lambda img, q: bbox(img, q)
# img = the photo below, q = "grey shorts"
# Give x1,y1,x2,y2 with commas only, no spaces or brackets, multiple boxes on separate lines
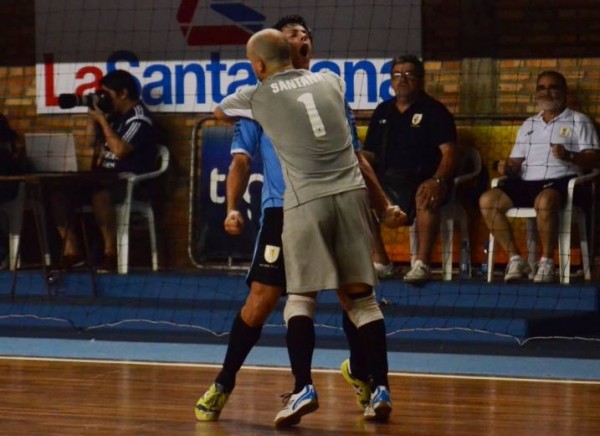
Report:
282,189,377,294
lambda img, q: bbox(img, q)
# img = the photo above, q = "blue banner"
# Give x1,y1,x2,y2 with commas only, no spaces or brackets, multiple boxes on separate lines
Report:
194,124,263,261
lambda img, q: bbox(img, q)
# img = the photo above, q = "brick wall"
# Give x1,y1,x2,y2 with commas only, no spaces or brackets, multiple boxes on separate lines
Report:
2,0,600,269
424,0,600,60
0,1,202,269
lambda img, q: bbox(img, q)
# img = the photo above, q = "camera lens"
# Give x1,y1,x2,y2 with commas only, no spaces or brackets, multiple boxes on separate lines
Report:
95,91,113,113
57,92,112,113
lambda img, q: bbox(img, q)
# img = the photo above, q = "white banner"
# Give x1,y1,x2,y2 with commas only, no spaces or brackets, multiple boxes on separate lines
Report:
35,0,421,113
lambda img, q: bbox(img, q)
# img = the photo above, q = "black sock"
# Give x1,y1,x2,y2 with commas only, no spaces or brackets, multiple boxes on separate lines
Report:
342,311,370,382
357,319,389,388
215,312,262,392
286,315,315,393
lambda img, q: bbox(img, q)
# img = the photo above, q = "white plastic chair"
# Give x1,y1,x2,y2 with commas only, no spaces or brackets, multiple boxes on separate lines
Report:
115,145,170,274
409,147,482,281
82,145,169,274
0,183,26,270
0,183,53,271
486,169,598,284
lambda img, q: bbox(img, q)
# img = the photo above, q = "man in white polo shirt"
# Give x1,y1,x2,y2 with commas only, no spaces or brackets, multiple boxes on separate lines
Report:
479,70,599,283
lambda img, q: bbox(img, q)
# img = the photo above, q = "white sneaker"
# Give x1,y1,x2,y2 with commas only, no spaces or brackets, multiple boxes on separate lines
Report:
504,257,532,283
274,384,319,427
364,385,392,421
374,262,398,279
533,258,555,283
403,260,431,284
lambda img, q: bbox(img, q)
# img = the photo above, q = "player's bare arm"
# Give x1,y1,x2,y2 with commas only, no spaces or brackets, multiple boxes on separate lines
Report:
214,107,228,120
224,153,252,235
355,150,407,228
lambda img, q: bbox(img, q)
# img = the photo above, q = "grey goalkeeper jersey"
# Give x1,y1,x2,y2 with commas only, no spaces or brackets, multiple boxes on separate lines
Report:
219,69,365,210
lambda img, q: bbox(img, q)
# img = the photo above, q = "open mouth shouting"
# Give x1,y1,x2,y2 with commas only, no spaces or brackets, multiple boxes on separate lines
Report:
299,43,310,58
293,42,311,69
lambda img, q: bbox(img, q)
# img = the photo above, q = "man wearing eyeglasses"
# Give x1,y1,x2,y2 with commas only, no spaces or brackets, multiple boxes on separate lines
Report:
479,70,599,283
364,55,457,283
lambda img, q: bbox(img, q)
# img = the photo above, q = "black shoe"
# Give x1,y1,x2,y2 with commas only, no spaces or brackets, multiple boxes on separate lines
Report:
61,254,85,270
97,254,117,274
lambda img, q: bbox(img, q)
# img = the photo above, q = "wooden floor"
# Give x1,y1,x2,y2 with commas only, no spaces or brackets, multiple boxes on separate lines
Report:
0,358,599,435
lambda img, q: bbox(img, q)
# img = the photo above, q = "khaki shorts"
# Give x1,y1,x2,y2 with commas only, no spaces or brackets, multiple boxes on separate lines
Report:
282,189,377,294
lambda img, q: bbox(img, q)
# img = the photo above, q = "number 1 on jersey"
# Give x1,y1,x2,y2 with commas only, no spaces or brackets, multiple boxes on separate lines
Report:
297,93,327,138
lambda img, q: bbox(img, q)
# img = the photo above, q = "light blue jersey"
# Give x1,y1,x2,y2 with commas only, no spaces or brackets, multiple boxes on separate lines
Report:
231,118,284,211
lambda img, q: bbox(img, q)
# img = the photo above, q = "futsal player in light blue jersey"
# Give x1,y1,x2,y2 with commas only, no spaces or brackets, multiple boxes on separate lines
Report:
195,16,379,425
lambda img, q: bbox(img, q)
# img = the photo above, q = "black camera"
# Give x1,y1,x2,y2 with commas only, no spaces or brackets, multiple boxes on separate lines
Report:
58,90,113,113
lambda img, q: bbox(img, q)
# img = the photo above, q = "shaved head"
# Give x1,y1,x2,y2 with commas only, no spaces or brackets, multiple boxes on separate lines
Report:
247,29,292,80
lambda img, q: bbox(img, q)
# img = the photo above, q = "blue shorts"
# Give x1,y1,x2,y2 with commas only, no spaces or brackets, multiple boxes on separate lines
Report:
246,207,286,290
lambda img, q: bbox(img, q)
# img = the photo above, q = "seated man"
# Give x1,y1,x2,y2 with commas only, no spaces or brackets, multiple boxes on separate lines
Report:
363,55,457,283
479,70,600,283
51,69,158,273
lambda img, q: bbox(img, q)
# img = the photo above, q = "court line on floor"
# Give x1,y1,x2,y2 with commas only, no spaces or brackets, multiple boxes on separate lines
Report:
0,337,599,381
1,354,599,385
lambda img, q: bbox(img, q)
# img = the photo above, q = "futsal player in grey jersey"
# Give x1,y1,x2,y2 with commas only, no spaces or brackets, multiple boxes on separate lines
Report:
216,29,399,426
227,70,366,211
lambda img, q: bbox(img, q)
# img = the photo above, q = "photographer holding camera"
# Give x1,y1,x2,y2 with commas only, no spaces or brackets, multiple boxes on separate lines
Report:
51,69,158,273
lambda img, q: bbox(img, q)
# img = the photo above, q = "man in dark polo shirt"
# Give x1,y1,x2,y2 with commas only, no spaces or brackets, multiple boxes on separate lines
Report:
364,55,457,283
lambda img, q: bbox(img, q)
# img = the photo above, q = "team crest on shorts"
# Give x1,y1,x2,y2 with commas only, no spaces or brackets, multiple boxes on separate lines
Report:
411,113,423,126
264,245,281,263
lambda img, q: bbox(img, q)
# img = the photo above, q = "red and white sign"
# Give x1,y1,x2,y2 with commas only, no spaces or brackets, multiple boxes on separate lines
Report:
35,0,422,113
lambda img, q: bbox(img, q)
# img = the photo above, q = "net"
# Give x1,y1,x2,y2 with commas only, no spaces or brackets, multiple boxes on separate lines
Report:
0,0,599,352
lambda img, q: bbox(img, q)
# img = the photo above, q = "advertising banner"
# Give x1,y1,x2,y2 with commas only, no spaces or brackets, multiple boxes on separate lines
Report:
195,124,263,261
35,0,422,113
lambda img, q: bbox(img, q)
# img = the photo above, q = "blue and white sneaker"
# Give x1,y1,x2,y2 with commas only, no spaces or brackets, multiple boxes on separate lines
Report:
364,385,392,421
274,384,319,427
